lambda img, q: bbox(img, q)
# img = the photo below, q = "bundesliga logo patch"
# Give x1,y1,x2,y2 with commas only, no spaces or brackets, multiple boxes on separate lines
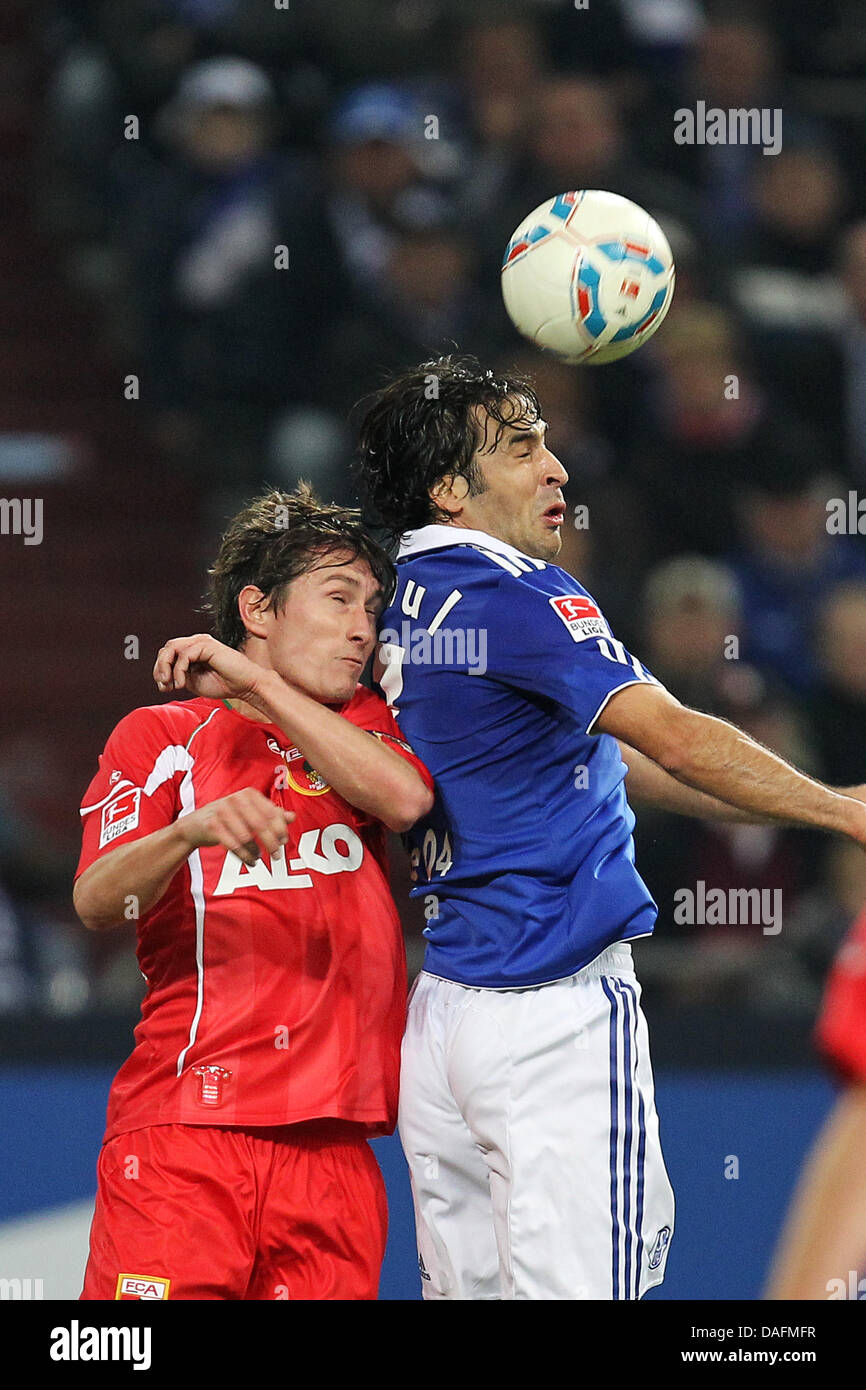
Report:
549,594,610,643
115,1273,171,1300
99,788,141,848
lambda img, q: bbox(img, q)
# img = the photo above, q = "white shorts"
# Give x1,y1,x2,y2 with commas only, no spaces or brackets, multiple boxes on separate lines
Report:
398,943,675,1300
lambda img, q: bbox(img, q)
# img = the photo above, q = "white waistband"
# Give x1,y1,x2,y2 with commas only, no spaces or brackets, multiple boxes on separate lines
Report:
423,942,635,994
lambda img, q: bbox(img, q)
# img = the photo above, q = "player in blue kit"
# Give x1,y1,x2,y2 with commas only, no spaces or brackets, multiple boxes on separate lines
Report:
356,355,866,1300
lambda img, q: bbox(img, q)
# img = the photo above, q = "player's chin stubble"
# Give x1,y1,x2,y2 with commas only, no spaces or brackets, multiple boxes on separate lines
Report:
530,525,562,562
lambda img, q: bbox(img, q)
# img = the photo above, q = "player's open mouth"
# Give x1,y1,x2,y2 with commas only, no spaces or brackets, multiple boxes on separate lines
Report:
542,505,566,528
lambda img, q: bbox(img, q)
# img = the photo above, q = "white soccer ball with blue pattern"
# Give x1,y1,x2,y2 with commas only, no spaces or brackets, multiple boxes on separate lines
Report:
501,190,675,364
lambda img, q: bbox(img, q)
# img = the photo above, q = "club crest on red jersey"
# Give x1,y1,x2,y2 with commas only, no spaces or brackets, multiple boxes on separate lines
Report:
287,761,330,796
264,734,330,794
192,1064,232,1105
115,1273,171,1300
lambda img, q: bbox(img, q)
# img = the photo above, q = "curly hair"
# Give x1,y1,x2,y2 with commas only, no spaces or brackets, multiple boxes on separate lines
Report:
354,354,541,541
203,482,396,650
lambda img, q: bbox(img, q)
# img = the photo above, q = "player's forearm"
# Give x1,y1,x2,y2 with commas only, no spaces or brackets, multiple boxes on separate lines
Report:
73,821,192,931
658,707,865,840
246,671,432,832
619,742,770,822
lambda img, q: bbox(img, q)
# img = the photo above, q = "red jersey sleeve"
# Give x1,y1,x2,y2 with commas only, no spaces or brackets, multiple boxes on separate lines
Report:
344,686,435,795
346,686,433,795
76,705,190,881
339,687,433,866
815,906,866,1083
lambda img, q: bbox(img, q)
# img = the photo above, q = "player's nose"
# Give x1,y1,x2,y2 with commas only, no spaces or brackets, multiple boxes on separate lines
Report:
347,605,375,644
543,446,568,489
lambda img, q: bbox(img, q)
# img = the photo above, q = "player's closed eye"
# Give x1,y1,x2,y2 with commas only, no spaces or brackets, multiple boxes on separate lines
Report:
330,592,379,624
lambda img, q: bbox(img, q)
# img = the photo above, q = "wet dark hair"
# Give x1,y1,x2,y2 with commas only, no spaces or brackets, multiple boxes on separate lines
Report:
354,353,541,541
203,482,396,650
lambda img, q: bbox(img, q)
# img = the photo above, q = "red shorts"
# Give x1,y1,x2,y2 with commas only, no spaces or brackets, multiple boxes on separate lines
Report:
80,1120,388,1301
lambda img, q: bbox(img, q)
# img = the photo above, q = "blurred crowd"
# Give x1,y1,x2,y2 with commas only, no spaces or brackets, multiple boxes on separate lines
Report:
8,0,866,1019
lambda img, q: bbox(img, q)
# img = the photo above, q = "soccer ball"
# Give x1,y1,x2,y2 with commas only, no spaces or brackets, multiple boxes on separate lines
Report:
501,190,675,365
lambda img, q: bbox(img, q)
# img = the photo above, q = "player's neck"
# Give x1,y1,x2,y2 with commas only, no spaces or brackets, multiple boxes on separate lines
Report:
222,696,272,723
223,689,348,723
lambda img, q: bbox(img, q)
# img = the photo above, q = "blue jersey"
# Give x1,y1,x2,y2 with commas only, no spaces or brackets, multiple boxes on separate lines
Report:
377,525,660,988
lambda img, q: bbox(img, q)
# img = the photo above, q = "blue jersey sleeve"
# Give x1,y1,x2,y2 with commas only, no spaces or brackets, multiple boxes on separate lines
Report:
482,571,661,733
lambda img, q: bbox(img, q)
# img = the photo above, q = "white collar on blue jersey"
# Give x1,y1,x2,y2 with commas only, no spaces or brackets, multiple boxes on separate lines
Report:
398,524,537,564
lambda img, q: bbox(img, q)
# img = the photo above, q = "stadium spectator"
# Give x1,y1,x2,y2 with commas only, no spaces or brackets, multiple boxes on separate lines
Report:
37,0,201,272
744,146,847,279
633,660,820,1009
728,450,866,694
295,0,454,87
809,582,866,787
322,83,441,299
633,558,818,981
837,220,866,480
325,219,504,412
728,144,849,457
538,0,642,93
450,10,545,231
121,56,333,477
771,0,866,82
776,838,866,1017
0,750,88,1015
0,859,40,1014
627,300,767,560
649,14,785,247
641,554,743,708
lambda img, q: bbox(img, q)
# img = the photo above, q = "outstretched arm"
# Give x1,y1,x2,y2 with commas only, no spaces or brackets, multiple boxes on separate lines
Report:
596,684,866,844
619,741,772,822
621,736,866,827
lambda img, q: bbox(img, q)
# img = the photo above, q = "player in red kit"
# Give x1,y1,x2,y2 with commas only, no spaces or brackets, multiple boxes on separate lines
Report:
74,485,434,1300
766,903,866,1299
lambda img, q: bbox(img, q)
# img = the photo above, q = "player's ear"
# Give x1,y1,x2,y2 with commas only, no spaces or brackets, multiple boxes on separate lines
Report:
237,585,270,640
430,474,469,516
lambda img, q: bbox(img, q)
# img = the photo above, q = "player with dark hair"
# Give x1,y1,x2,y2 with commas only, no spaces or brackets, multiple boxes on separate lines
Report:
74,484,434,1301
357,353,866,1301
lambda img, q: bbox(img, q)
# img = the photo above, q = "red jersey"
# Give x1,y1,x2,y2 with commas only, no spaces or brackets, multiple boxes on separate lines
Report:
76,689,433,1142
815,905,866,1083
